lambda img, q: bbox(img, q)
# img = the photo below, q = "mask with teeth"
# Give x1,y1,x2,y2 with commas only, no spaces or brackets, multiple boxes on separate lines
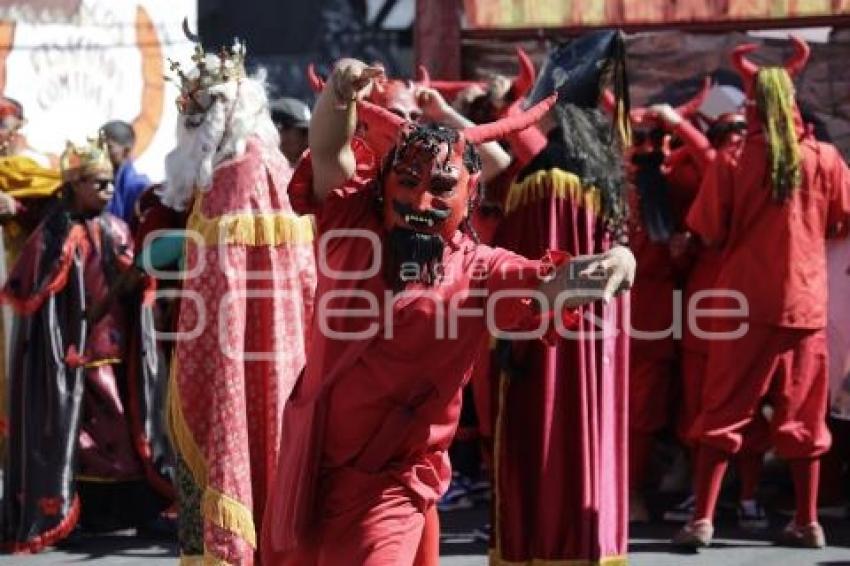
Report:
352,94,558,287
382,123,477,242
380,124,478,288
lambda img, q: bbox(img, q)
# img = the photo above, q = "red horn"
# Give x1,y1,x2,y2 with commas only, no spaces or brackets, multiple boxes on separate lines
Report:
511,47,536,99
416,65,431,87
785,35,810,77
463,93,556,145
307,64,325,93
675,76,712,118
355,98,408,156
730,43,760,92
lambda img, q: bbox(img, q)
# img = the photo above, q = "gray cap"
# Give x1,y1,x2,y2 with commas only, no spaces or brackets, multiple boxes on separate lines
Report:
270,97,311,129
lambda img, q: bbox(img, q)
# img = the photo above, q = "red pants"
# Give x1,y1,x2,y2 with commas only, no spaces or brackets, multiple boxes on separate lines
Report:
267,475,439,566
692,324,831,458
629,353,677,435
678,348,706,445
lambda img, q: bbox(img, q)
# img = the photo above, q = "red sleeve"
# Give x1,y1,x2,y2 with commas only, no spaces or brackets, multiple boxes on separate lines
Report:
673,120,714,171
686,154,734,247
288,137,379,218
485,248,580,341
825,144,850,234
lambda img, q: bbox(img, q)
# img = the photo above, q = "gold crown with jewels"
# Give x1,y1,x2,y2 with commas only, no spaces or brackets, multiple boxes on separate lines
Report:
168,40,247,116
59,135,112,183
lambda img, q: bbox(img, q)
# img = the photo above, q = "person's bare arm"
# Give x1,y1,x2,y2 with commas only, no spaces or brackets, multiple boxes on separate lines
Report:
309,58,384,202
417,87,512,185
537,245,636,309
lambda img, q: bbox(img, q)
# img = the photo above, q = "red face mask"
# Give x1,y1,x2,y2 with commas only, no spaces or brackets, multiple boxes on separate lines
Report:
382,132,476,241
369,79,422,122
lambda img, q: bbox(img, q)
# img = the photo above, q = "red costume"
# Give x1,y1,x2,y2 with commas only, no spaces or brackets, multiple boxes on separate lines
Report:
490,30,631,565
676,37,850,547
260,85,589,566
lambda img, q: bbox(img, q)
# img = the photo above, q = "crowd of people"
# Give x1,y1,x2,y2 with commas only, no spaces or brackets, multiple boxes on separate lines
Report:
0,26,847,566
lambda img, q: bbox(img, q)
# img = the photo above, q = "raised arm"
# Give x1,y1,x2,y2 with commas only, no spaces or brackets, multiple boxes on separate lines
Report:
649,103,714,169
309,58,384,202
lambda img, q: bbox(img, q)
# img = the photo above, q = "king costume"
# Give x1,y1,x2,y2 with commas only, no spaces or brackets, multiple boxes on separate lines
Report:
162,39,316,564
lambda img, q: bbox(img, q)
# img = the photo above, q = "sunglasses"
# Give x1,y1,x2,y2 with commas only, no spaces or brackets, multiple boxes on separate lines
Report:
81,177,113,192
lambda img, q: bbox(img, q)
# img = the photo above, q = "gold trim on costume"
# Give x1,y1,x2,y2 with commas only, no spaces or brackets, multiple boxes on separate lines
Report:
201,487,257,548
504,169,601,216
167,363,208,487
84,358,121,369
75,475,145,483
187,194,314,247
167,360,258,557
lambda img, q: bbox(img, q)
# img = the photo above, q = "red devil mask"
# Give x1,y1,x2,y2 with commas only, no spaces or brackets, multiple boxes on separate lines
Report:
368,77,422,122
355,94,557,241
382,125,477,240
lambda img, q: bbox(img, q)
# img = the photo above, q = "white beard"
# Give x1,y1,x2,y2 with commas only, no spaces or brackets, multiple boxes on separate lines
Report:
160,98,227,211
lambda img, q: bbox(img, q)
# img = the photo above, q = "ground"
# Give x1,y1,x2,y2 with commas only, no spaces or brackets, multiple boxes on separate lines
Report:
2,504,848,565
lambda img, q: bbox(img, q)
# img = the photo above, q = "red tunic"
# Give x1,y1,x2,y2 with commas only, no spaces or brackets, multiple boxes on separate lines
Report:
686,126,850,456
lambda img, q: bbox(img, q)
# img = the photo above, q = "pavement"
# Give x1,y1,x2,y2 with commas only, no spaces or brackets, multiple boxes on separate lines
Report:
1,504,848,565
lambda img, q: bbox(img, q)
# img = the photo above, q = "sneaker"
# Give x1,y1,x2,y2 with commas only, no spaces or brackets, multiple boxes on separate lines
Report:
737,499,769,530
468,478,492,504
663,494,695,523
472,523,491,543
672,518,714,550
776,521,826,548
437,473,474,512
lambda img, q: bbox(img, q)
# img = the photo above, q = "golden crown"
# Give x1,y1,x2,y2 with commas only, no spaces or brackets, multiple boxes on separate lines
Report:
168,40,247,115
59,135,112,183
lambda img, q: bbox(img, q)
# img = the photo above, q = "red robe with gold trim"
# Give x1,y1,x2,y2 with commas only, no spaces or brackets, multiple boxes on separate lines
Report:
490,139,629,565
168,138,315,564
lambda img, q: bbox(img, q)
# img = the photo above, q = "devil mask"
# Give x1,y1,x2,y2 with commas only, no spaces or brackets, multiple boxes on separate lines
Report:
383,124,478,239
380,124,480,288
353,92,558,288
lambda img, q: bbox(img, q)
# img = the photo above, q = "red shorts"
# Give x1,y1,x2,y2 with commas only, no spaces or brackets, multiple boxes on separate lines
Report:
692,323,831,459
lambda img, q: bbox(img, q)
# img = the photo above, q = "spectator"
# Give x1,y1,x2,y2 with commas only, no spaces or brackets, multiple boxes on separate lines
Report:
100,120,151,224
270,96,310,166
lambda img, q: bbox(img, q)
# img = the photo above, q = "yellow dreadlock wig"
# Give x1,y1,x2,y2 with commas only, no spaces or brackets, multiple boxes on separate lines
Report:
754,67,802,201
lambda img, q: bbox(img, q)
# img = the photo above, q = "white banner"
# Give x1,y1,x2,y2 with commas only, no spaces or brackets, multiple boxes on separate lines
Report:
0,0,197,181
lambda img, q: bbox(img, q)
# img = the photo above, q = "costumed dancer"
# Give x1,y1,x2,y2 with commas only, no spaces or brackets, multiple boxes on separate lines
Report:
260,57,635,566
619,83,709,523
162,36,316,564
649,101,770,527
0,96,63,447
489,30,631,565
673,36,850,549
0,136,174,551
